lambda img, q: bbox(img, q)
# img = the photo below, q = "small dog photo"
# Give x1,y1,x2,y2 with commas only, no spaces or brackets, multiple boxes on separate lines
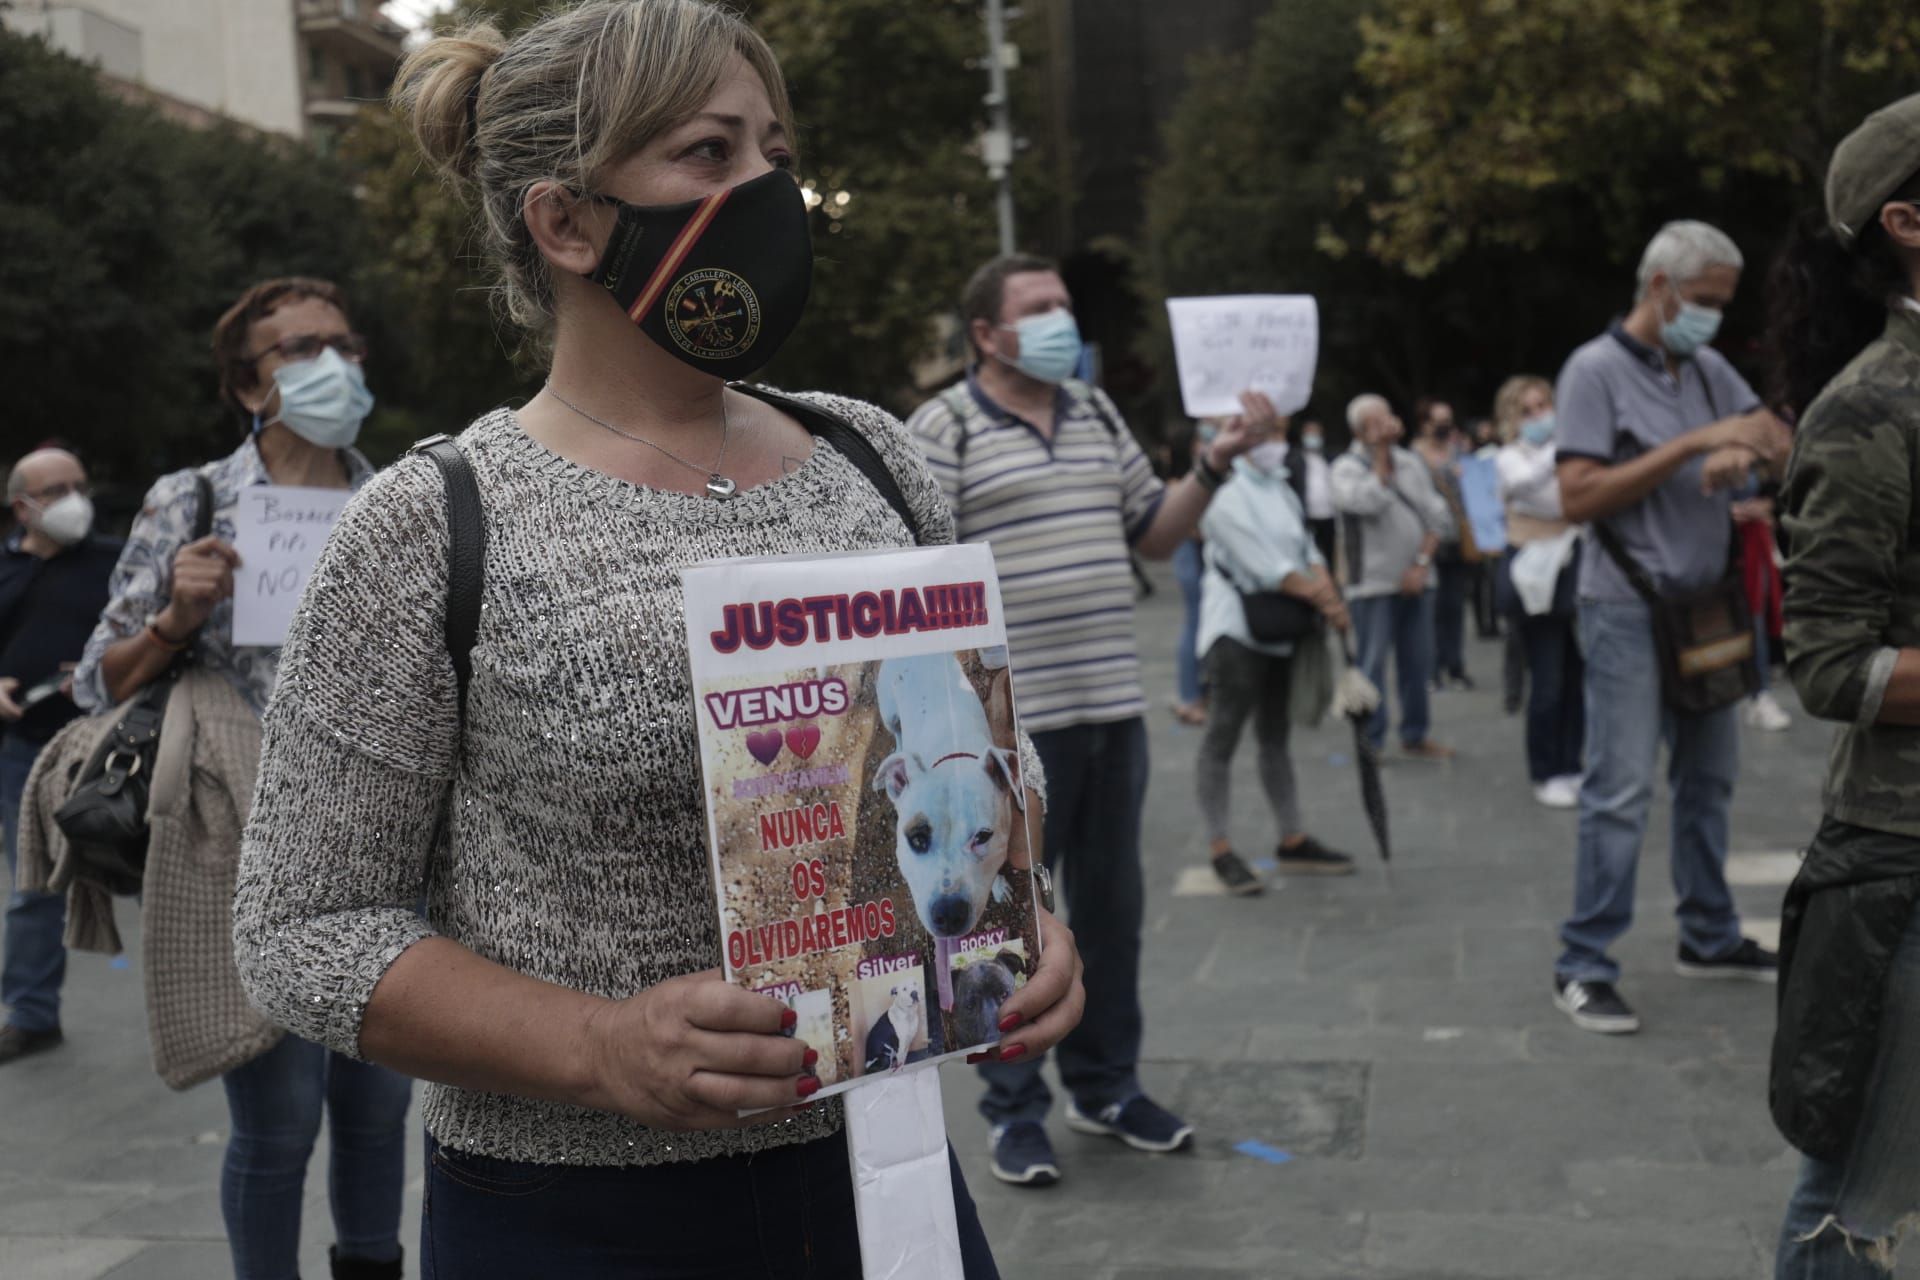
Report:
851,965,932,1076
949,942,1029,1051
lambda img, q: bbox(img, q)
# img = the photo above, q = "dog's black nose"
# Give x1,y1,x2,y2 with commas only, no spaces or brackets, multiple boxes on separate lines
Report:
929,894,972,937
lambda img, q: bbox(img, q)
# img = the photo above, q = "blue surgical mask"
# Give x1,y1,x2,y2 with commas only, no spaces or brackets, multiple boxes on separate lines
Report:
1302,432,1324,452
1660,300,1722,358
258,347,373,448
1520,413,1556,447
996,309,1083,384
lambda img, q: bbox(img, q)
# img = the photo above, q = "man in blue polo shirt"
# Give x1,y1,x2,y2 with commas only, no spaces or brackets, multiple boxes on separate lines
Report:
1,448,122,1063
1550,222,1793,1035
907,253,1280,1187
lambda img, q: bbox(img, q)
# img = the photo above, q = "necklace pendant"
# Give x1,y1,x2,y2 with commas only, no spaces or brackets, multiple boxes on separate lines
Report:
705,473,739,501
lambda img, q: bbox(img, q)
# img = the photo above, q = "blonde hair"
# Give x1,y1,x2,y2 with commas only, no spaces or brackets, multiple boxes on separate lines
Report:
1492,375,1552,443
394,1,794,346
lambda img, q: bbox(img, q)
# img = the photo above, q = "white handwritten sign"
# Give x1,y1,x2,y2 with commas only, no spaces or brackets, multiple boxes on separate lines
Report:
230,486,352,648
1166,294,1319,419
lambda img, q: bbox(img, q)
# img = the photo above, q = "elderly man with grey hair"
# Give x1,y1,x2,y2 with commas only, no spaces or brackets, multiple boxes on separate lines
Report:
1330,393,1454,759
1548,220,1795,1035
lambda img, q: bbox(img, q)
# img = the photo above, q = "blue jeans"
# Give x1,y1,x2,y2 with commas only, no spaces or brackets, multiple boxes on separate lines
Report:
979,717,1146,1127
1173,539,1204,705
1556,599,1743,984
2,733,66,1033
1350,593,1435,751
1519,611,1584,783
1777,896,1920,1277
221,1033,413,1280
423,1130,998,1278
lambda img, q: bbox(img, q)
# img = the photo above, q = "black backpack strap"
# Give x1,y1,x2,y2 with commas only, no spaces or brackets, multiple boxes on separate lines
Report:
408,435,485,711
190,472,214,541
732,386,927,546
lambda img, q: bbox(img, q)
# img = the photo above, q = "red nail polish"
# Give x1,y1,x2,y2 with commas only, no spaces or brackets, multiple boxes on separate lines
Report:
803,1048,819,1068
998,1012,1023,1034
797,1075,821,1098
999,1043,1027,1062
781,1007,798,1031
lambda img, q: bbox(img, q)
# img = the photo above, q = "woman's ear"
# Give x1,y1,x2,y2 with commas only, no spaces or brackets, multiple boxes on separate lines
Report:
523,181,612,277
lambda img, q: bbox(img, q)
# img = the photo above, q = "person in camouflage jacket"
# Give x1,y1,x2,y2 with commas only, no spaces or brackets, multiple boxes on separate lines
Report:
1770,92,1920,1276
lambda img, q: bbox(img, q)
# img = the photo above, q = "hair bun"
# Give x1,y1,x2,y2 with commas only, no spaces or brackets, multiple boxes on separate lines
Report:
394,23,506,184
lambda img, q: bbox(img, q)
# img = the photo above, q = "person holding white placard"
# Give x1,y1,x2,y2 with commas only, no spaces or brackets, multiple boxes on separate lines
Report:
230,6,1086,1278
71,277,399,1280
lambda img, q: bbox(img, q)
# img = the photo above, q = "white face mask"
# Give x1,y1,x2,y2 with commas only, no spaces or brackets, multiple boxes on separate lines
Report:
259,347,374,448
1247,441,1291,473
32,492,94,546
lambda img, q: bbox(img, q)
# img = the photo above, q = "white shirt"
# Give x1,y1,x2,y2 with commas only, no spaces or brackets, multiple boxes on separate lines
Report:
1197,457,1324,658
1301,449,1335,520
1496,439,1563,522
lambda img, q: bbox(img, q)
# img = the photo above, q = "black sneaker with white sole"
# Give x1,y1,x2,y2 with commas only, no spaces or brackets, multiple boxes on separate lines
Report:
1065,1096,1193,1153
989,1121,1061,1186
1275,837,1356,877
1211,850,1264,896
1553,977,1641,1034
1676,937,1779,983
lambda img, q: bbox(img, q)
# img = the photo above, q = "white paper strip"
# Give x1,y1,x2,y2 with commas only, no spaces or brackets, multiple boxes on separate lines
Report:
844,1066,964,1280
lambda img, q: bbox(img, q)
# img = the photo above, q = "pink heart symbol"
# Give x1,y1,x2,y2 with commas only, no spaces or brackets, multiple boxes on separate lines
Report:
745,729,784,766
786,725,822,760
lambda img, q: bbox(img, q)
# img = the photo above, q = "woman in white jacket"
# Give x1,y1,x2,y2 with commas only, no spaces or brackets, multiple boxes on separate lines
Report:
1192,438,1354,895
1494,375,1585,808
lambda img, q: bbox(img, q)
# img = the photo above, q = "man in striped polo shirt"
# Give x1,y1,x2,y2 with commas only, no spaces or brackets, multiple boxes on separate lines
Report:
908,254,1271,1187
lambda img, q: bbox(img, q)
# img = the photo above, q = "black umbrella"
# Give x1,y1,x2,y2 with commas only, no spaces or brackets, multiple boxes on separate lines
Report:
1336,631,1393,873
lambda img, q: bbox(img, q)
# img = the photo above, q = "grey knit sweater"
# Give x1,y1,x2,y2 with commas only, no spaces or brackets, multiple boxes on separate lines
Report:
235,394,991,1167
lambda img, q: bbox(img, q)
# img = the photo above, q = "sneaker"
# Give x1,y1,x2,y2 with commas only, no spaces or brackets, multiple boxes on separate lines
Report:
1553,978,1641,1034
1676,938,1779,983
1065,1096,1194,1153
1450,673,1477,691
1402,739,1455,761
1275,836,1356,876
988,1122,1061,1186
0,1024,63,1065
1210,850,1265,896
1745,691,1793,732
1533,777,1578,810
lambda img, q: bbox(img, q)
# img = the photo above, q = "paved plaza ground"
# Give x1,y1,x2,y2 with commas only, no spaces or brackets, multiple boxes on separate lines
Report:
0,561,1874,1279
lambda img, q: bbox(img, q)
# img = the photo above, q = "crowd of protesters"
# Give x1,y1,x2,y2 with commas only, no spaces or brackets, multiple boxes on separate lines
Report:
1,0,1918,1272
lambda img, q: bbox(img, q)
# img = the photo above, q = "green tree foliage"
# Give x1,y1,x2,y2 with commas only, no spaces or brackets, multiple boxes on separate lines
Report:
1358,0,1920,275
2,27,359,492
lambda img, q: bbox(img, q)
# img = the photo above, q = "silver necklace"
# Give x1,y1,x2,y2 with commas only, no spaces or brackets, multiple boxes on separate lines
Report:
545,384,738,500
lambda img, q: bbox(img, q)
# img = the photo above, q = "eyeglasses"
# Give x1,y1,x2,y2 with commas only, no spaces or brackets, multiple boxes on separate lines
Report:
244,332,369,367
25,480,88,504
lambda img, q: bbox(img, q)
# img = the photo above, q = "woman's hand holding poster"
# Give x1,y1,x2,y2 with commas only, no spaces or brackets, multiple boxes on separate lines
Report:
682,544,1043,1104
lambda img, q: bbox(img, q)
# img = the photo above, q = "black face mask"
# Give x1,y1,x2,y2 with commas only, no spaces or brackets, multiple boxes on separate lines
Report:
585,168,813,380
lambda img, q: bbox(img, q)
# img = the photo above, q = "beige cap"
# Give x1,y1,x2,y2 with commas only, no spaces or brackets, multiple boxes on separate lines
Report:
1828,92,1920,245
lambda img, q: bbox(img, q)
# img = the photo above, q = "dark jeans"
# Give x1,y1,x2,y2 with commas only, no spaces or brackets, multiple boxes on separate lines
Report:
1434,557,1471,679
221,1033,413,1280
2,733,66,1032
1517,611,1584,783
423,1130,998,1279
979,717,1146,1126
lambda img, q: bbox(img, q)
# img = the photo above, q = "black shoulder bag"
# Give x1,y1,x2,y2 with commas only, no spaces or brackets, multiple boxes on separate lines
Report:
1591,365,1760,715
56,473,215,896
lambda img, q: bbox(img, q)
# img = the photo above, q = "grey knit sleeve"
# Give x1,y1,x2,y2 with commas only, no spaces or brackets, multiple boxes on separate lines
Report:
235,455,459,1058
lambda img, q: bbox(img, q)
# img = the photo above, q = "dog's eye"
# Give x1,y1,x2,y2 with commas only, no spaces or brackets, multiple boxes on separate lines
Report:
907,823,932,853
973,829,994,848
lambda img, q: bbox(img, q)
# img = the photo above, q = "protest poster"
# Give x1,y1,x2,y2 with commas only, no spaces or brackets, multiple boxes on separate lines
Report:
683,544,1043,1103
1166,294,1319,419
230,486,352,648
1455,456,1508,555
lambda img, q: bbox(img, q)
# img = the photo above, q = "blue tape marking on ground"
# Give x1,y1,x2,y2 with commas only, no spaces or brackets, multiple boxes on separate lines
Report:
1329,753,1350,767
1234,1140,1293,1165
110,954,130,970
1252,859,1279,873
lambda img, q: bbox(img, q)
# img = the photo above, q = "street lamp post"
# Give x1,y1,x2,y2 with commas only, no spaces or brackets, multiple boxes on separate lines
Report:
982,0,1016,256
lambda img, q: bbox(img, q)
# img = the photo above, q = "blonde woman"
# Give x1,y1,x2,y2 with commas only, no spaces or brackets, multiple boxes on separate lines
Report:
1493,374,1584,808
233,3,1083,1275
